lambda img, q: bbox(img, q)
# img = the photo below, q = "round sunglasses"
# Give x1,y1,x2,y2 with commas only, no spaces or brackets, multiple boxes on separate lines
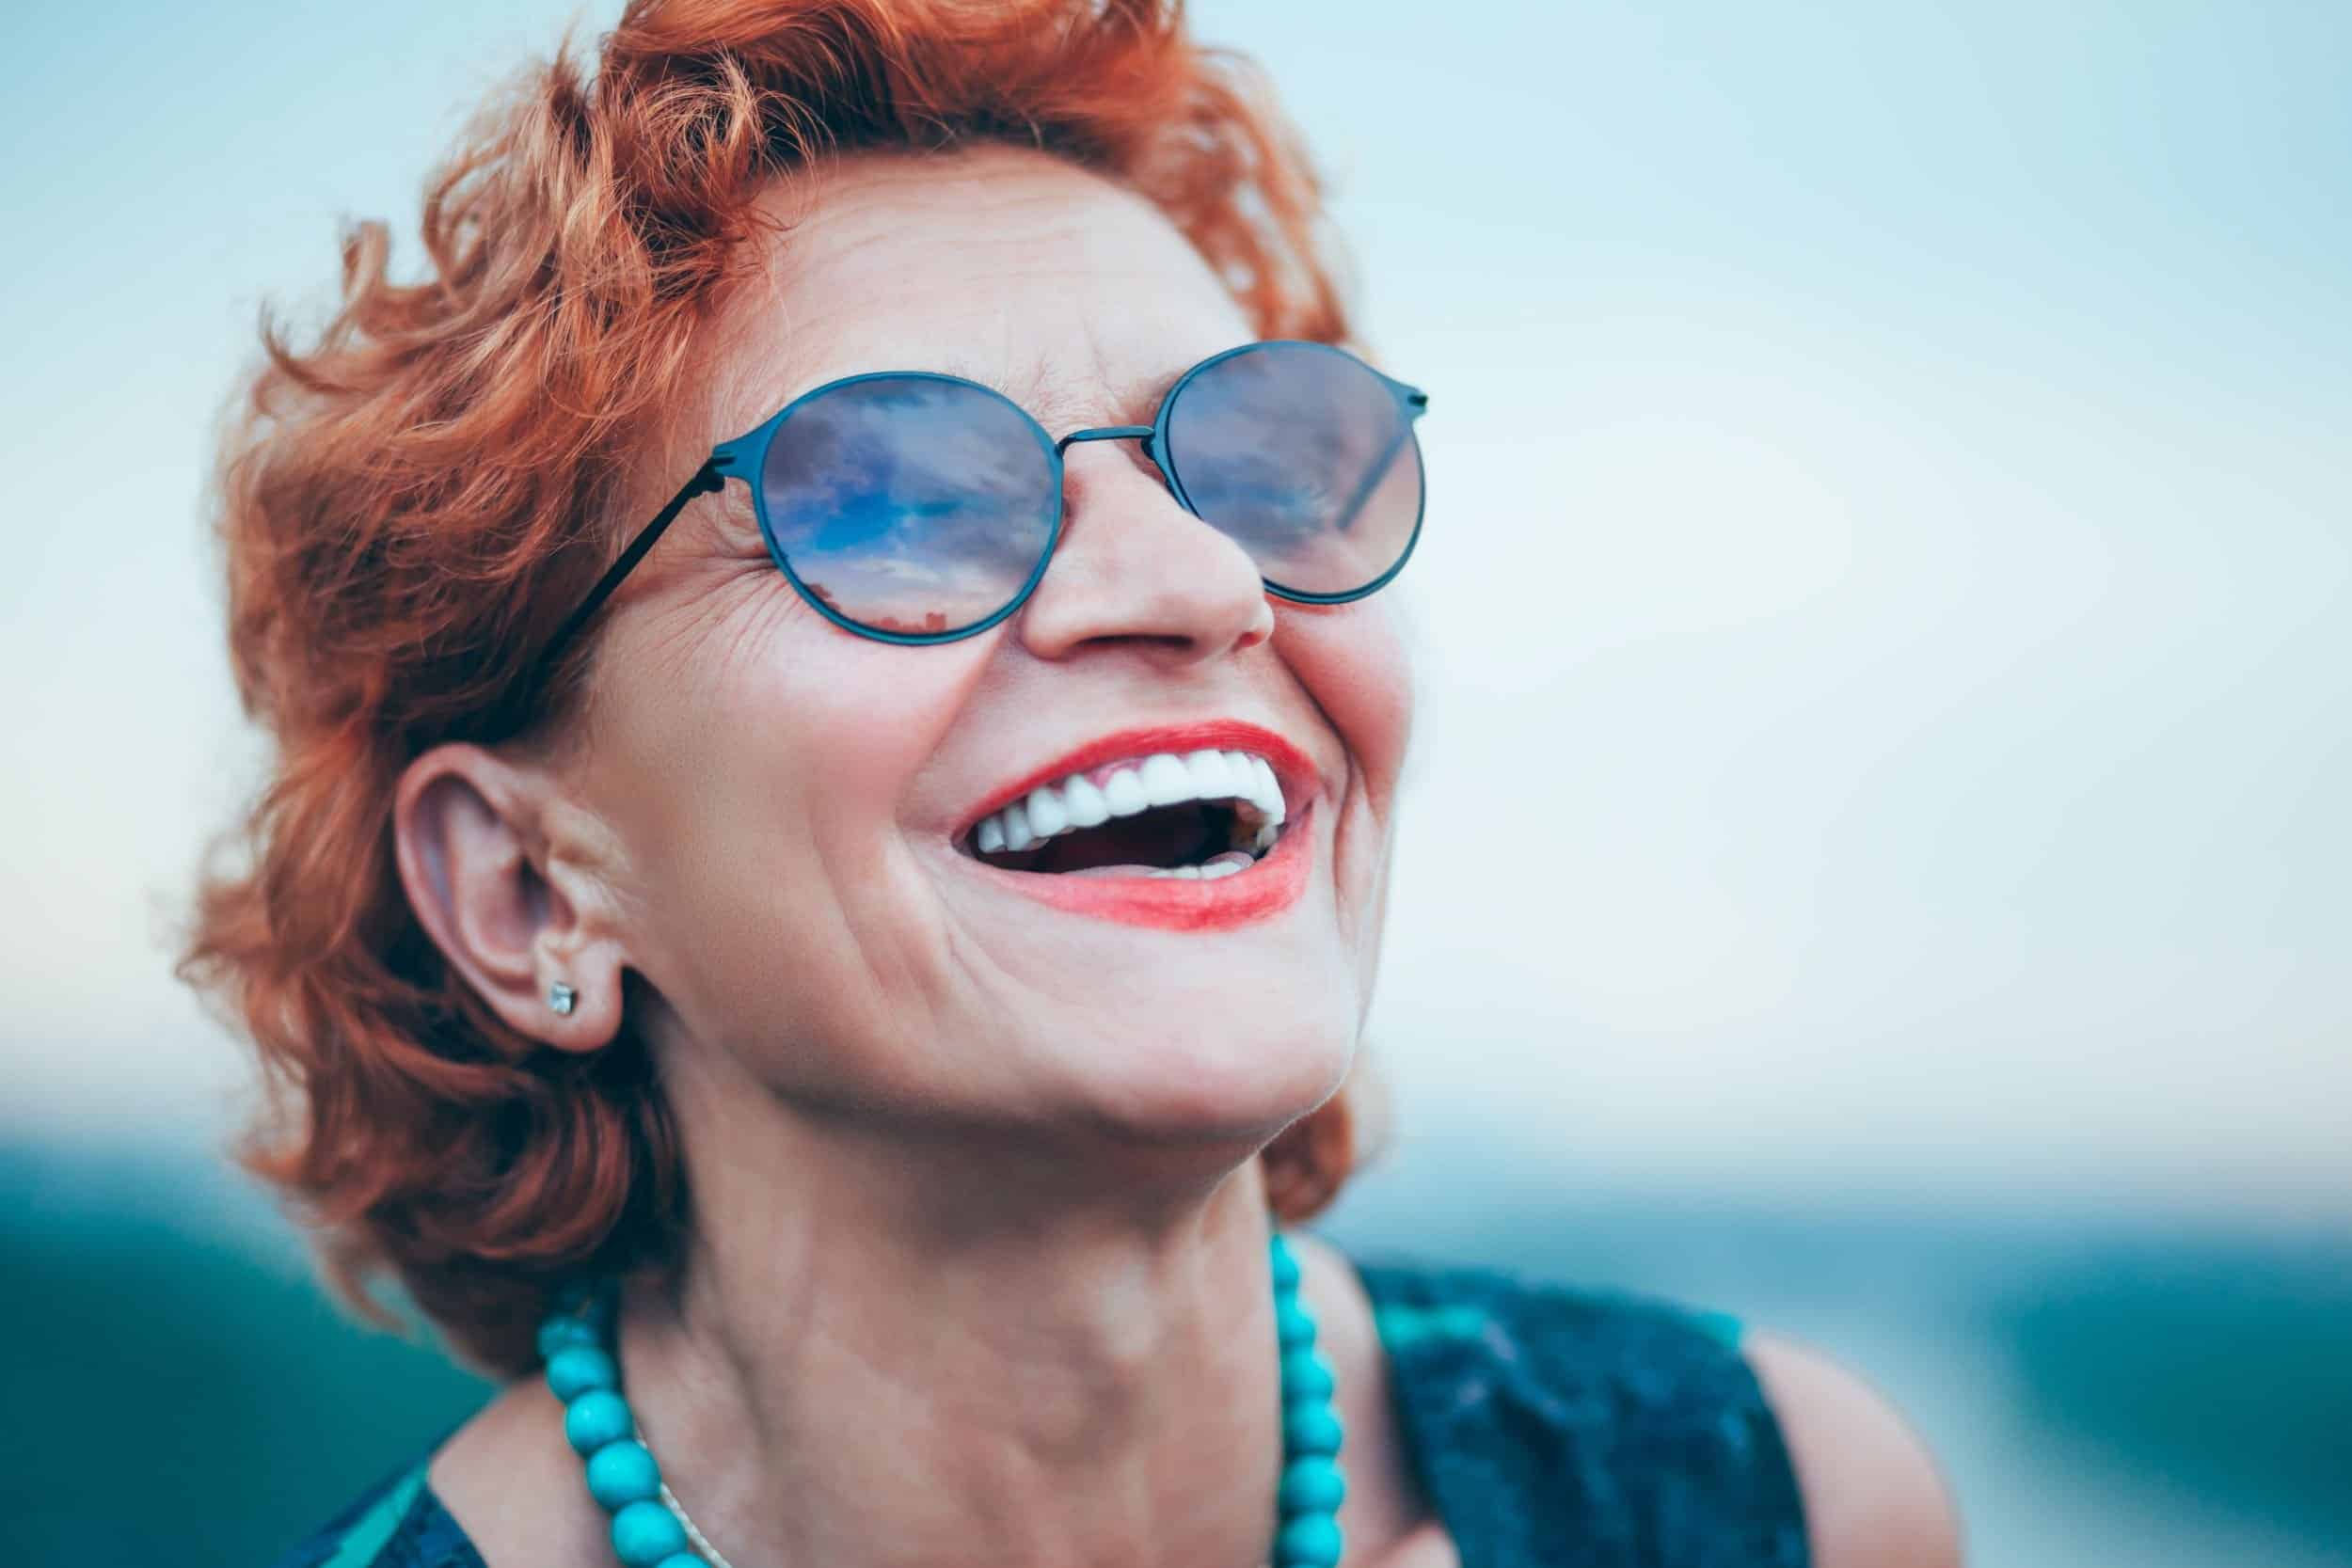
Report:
534,339,1429,675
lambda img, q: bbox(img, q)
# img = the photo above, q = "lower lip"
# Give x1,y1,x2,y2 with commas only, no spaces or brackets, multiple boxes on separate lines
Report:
960,805,1314,932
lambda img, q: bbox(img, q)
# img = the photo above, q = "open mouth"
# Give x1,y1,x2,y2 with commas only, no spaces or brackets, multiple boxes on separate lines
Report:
957,749,1289,881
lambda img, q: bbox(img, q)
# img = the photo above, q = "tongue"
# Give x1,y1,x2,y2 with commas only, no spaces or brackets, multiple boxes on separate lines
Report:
1030,804,1211,874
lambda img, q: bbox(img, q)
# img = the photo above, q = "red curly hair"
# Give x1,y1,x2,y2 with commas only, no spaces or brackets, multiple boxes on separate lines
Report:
183,0,1382,1380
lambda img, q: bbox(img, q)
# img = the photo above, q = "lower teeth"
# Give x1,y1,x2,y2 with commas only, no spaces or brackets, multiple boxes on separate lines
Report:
1148,850,1257,880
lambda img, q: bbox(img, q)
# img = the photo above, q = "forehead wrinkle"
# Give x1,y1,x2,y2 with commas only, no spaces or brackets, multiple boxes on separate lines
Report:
923,349,1207,436
699,306,1229,456
703,148,1252,442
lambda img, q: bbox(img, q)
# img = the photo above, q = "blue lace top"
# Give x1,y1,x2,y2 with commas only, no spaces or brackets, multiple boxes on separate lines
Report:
268,1253,1809,1568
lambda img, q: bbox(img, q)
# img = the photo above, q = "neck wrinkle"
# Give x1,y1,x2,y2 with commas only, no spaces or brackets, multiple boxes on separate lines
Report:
612,1106,1292,1568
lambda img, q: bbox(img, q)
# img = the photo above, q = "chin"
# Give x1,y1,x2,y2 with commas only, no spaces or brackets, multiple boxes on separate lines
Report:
1045,994,1360,1151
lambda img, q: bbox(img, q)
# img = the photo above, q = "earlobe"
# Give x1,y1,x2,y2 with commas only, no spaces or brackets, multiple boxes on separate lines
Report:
391,743,628,1053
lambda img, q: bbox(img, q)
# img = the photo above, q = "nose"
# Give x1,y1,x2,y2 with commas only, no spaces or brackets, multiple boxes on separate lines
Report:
1016,432,1275,667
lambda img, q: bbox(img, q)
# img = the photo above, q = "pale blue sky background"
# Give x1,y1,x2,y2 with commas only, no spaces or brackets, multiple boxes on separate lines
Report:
4,1,2346,1219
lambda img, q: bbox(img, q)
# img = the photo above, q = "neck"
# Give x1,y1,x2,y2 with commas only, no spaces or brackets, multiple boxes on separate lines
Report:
612,1103,1293,1568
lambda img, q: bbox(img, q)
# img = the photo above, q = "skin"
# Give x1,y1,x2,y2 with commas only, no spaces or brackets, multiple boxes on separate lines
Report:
395,143,1959,1568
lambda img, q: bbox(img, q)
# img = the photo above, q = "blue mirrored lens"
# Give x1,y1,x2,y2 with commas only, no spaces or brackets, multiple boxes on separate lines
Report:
1162,343,1423,598
758,375,1058,636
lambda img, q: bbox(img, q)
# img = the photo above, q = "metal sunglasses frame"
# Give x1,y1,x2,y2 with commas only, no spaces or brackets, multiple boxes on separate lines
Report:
533,338,1429,678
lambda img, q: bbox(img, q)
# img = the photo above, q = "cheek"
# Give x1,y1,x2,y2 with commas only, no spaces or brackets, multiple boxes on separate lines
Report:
590,604,994,952
1273,599,1413,996
1273,599,1415,811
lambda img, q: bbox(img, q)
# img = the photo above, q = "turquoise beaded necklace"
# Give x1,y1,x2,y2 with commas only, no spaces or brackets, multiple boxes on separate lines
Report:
538,1229,1346,1568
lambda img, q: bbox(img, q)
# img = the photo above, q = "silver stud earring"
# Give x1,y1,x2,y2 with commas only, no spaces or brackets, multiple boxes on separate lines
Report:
548,982,578,1017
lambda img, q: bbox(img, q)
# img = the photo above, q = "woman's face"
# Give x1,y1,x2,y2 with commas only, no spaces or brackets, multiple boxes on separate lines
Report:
569,144,1414,1148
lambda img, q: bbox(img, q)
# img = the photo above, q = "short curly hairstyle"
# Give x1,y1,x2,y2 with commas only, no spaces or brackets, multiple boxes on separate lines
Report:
182,0,1384,1381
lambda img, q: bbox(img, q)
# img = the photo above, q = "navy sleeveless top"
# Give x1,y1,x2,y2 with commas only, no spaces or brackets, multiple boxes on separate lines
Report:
267,1253,1809,1568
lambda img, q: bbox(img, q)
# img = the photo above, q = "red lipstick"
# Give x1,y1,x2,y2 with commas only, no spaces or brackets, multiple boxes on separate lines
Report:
953,720,1320,932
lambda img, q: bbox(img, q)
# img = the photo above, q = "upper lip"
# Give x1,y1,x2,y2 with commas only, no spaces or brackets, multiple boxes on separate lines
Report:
954,720,1319,842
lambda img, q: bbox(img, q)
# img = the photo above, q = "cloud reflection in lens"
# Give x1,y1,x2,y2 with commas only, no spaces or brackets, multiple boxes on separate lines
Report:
759,375,1058,635
1163,343,1423,598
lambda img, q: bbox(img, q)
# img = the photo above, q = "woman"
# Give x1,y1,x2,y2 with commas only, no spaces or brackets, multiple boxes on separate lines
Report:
186,3,1958,1565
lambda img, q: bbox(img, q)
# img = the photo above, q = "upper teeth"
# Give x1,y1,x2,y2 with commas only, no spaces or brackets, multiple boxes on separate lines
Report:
972,749,1287,856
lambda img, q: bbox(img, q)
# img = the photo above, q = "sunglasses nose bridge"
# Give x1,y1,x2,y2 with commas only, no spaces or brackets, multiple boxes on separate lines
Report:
1053,423,1156,460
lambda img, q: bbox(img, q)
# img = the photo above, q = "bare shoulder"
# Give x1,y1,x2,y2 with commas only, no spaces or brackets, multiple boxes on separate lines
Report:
429,1374,612,1567
1741,1332,1963,1568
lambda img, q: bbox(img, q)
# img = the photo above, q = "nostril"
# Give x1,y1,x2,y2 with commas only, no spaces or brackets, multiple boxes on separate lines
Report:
1232,601,1276,656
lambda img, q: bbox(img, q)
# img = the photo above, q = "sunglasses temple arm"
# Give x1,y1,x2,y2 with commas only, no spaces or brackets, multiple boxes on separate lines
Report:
533,460,727,677
1332,419,1417,536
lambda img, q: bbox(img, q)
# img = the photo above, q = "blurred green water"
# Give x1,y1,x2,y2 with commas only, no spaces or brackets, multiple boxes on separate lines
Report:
1,1144,490,1563
5,1138,2346,1566
1991,1244,2352,1549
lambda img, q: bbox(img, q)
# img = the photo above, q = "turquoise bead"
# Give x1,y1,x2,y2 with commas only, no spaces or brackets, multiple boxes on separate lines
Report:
585,1439,663,1511
612,1498,690,1566
1273,1513,1345,1567
539,1315,599,1360
1275,1299,1318,1350
543,1237,1347,1568
1268,1234,1301,1291
546,1345,619,1402
1283,1404,1344,1457
565,1389,634,1455
1279,1347,1335,1404
1278,1455,1347,1513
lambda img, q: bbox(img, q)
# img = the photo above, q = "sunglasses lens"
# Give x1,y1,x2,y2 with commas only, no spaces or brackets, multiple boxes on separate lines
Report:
758,375,1057,637
1162,342,1424,599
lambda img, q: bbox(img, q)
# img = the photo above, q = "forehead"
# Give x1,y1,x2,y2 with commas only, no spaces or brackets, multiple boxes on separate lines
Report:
703,144,1257,436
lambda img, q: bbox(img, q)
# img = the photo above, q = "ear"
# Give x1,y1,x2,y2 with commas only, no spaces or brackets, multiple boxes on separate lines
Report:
392,741,629,1053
